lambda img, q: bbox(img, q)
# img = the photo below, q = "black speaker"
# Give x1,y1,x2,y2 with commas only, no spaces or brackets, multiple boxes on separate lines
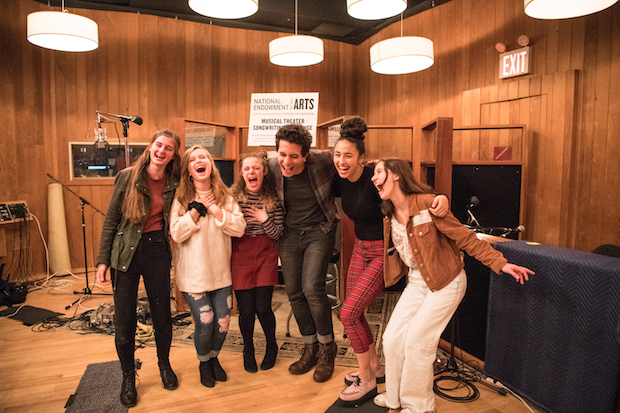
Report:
428,165,522,360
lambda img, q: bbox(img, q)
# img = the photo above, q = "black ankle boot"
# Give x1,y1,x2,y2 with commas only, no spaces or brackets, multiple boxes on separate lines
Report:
260,344,278,371
199,361,215,388
120,370,137,407
244,348,257,373
158,361,178,390
211,357,227,382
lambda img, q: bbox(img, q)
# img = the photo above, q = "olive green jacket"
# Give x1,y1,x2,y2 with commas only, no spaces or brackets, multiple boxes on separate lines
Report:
95,168,180,272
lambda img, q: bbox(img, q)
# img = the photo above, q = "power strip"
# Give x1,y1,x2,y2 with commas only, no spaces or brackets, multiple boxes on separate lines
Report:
0,201,31,224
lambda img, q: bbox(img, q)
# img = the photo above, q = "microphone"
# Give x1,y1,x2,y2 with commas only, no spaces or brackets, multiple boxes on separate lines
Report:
128,115,143,125
94,114,109,151
467,196,479,210
498,225,525,237
96,110,143,125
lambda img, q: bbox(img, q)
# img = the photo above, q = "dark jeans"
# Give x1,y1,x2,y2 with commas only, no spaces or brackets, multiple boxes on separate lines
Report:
235,286,277,350
278,226,336,343
182,286,232,362
112,230,172,373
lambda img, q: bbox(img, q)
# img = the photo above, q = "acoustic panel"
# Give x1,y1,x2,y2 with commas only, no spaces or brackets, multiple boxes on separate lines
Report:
485,241,620,413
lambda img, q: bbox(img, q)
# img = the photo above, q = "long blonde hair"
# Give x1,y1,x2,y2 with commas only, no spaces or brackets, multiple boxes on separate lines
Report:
175,145,232,215
232,152,279,210
122,129,181,223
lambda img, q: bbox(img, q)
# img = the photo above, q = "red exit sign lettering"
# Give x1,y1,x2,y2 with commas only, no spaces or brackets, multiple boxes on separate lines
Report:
499,47,531,79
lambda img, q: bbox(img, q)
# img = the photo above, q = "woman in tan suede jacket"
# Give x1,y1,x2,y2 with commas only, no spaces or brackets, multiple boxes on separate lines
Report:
371,158,533,413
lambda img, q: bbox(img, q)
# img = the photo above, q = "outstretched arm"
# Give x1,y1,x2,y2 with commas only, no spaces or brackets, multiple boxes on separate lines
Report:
501,263,534,285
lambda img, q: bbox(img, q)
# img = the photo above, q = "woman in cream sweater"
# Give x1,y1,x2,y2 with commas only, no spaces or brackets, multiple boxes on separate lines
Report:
170,145,246,388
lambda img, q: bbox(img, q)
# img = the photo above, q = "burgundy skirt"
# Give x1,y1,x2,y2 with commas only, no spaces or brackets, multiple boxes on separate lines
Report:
231,234,279,290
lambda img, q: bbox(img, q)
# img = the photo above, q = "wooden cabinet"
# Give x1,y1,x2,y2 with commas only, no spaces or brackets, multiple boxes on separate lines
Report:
171,118,240,186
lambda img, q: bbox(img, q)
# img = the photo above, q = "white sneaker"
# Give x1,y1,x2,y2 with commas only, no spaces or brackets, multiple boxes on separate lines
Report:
374,392,399,409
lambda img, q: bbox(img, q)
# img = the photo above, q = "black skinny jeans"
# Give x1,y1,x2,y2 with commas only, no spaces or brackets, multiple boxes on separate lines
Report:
112,230,173,373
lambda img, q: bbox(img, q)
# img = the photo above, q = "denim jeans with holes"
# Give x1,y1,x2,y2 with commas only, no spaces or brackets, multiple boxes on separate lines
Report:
182,286,232,361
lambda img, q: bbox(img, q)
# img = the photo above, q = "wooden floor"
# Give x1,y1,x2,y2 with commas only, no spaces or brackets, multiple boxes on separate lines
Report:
0,271,539,413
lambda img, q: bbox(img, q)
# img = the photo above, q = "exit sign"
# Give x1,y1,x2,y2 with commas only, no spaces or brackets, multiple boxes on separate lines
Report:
499,47,531,79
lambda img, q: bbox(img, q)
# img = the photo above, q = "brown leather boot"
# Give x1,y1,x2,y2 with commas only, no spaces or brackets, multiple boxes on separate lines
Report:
288,342,320,375
313,341,338,382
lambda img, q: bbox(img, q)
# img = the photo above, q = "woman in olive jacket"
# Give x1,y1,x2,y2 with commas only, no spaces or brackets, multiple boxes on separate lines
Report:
371,158,533,413
95,129,181,408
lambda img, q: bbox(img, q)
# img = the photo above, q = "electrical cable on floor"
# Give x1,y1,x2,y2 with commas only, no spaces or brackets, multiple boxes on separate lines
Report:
433,358,481,402
1,303,28,319
433,345,537,413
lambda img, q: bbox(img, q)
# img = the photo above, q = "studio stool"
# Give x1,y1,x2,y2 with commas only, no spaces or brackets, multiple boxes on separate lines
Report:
285,249,341,337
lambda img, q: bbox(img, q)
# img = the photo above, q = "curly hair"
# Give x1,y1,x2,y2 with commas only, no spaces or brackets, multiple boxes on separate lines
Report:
275,124,312,156
231,152,279,210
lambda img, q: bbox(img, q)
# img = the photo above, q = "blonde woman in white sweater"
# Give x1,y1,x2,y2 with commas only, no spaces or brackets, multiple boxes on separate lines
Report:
170,145,246,388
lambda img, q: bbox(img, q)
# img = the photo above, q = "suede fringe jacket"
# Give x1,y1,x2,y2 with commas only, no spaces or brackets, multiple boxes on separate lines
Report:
382,193,508,291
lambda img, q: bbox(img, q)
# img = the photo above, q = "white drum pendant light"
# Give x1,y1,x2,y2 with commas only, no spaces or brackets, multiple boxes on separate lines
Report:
347,0,407,20
369,14,433,75
188,0,259,19
270,35,324,66
27,1,98,52
524,0,618,19
269,0,324,67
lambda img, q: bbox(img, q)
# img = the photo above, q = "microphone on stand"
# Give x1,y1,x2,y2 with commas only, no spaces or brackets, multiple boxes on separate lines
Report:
465,196,482,230
94,114,109,152
499,225,525,237
467,196,479,210
96,110,143,125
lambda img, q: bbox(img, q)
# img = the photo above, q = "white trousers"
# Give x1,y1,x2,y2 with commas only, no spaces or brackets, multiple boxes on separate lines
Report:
382,268,467,413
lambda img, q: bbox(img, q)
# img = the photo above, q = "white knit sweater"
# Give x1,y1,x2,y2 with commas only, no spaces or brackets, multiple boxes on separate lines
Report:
170,195,246,293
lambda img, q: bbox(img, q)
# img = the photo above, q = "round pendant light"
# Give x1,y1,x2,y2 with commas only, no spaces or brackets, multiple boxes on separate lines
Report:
269,35,324,67
27,10,99,52
268,0,324,67
370,36,434,75
347,0,407,20
188,0,259,19
524,0,618,19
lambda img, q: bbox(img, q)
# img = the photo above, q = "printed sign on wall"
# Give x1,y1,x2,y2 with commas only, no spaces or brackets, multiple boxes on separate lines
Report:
328,124,341,148
248,92,319,146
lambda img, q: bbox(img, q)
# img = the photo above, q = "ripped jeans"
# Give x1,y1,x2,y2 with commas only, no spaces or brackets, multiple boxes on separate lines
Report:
182,286,232,362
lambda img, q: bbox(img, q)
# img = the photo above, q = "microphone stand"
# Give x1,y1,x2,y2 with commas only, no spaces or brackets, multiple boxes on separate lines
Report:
466,209,482,230
120,118,131,170
46,174,112,309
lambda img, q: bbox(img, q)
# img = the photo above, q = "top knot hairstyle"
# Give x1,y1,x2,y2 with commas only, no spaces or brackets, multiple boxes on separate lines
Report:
338,116,367,156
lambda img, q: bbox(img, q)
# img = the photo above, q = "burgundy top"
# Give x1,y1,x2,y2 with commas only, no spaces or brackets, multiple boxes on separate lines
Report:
143,173,165,233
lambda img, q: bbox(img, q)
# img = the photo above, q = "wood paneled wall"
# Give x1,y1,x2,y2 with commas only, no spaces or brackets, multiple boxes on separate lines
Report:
1,0,619,276
0,0,358,275
357,0,620,252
